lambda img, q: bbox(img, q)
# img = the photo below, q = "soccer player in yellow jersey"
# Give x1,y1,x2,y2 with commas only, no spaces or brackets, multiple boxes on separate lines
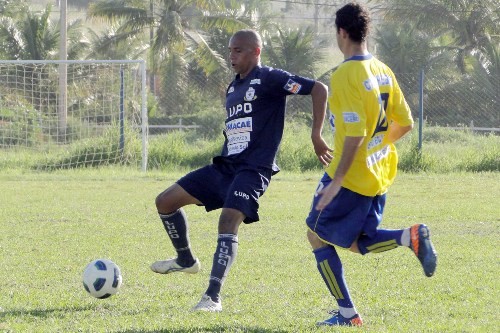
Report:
305,2,437,327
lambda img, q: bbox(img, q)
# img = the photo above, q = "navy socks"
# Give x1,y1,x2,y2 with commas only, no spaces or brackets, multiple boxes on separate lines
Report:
159,209,195,266
205,234,239,302
357,229,404,254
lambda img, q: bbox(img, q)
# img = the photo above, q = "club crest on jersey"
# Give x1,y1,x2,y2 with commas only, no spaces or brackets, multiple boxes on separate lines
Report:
228,86,235,94
244,87,257,101
284,79,302,94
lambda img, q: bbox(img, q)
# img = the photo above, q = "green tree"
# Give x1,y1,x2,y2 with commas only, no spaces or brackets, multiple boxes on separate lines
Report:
261,26,327,120
372,0,499,75
0,0,28,16
87,0,254,116
371,0,499,127
0,4,87,60
263,26,325,77
85,22,146,60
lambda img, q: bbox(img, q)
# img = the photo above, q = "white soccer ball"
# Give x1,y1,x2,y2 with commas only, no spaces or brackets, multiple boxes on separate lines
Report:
82,259,122,299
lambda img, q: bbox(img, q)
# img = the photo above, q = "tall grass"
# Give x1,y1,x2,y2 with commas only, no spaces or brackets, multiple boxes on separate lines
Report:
397,127,499,173
147,131,223,170
1,122,498,173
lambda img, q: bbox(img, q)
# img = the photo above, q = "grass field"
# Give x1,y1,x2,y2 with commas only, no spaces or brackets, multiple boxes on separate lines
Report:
0,169,499,332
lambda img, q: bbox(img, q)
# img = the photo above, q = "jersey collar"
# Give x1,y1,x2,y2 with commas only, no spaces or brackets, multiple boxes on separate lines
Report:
235,65,261,82
344,54,373,62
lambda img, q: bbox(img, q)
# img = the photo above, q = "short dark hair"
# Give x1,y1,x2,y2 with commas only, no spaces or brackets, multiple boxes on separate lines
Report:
231,29,263,49
335,2,371,43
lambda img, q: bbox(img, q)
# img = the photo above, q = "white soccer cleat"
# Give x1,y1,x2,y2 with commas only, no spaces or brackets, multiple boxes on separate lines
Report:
150,258,200,274
191,294,222,312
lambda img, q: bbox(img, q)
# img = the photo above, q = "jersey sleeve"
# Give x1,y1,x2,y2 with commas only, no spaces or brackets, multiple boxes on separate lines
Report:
265,67,316,96
387,72,414,126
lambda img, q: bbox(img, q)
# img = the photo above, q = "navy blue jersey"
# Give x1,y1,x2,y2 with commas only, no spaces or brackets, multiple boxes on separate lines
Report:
213,65,316,173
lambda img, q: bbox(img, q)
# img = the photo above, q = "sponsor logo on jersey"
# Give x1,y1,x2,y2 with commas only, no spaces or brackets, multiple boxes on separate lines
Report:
227,132,250,145
343,112,360,123
228,86,235,94
284,79,302,94
244,87,257,101
227,102,252,117
367,134,384,149
366,145,390,167
363,77,377,91
226,117,253,134
250,79,261,85
363,74,392,91
227,142,248,155
226,117,252,155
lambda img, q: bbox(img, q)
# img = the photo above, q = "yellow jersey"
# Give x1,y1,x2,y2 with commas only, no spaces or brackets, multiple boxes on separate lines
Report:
326,54,413,196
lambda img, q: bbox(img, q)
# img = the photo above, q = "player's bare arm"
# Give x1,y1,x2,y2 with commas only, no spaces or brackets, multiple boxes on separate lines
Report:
384,122,413,145
310,81,333,166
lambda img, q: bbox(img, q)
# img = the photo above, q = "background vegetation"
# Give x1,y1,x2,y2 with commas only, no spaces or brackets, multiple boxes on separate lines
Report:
1,123,498,173
0,0,497,126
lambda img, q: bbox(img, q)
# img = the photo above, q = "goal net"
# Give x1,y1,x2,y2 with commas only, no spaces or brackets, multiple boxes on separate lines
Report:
0,60,148,171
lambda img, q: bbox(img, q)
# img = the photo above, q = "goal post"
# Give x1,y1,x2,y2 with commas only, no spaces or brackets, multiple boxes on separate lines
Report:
0,60,148,171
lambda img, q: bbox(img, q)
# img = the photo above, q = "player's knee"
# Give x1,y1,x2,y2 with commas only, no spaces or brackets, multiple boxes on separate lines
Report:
155,193,163,208
155,191,176,214
307,230,324,249
349,242,361,254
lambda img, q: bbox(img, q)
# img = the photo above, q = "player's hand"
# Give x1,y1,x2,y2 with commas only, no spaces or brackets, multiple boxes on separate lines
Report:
312,136,333,166
315,181,340,210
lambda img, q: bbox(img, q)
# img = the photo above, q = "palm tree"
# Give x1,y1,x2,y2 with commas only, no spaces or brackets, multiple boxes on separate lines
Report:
0,0,28,16
263,26,326,77
0,4,88,123
261,26,327,120
88,0,277,116
87,0,240,78
0,4,87,60
85,22,146,60
371,0,499,126
374,22,432,74
371,0,499,75
88,0,251,115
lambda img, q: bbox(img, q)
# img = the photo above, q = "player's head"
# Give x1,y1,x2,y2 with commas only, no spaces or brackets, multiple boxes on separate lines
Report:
334,2,371,44
228,29,262,78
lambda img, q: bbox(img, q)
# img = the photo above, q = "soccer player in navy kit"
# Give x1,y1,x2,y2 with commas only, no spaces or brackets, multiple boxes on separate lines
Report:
305,3,437,326
151,29,332,312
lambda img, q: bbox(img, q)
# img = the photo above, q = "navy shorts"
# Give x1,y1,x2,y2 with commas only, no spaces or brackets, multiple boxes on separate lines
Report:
306,173,386,248
177,163,272,223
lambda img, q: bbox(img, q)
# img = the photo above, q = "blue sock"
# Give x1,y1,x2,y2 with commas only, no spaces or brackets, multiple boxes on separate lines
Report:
357,229,404,255
206,234,239,302
158,209,195,266
313,246,354,310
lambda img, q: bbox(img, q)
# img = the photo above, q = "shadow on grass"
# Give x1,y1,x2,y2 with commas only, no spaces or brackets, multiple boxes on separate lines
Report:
1,307,294,332
117,327,290,333
0,304,96,319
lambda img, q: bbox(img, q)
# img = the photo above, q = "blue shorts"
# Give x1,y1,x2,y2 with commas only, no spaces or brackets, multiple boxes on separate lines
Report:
306,173,386,248
177,163,272,223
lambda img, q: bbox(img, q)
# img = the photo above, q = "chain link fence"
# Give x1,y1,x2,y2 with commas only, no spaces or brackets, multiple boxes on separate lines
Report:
397,72,499,131
154,69,499,138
